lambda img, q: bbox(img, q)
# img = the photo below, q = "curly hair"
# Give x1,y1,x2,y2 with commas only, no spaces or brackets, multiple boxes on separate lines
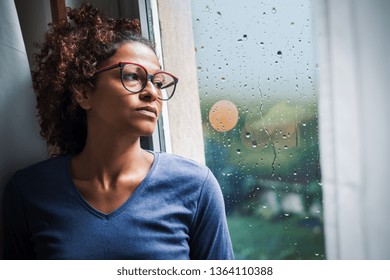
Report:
32,3,155,155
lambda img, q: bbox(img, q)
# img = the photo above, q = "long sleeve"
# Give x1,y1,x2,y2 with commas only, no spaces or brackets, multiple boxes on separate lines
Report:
189,169,234,260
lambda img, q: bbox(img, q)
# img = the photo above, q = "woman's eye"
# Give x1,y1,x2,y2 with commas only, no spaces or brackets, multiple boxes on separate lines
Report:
153,81,164,89
123,73,139,81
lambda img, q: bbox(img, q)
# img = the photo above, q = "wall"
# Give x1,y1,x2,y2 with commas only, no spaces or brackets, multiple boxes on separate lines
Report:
156,0,205,164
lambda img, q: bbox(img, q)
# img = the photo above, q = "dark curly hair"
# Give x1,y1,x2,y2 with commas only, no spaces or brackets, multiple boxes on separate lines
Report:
32,3,155,155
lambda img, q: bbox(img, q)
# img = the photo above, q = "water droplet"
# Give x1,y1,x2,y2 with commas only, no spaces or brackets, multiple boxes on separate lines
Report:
236,149,241,154
262,205,267,209
243,34,248,40
293,171,297,176
272,7,277,14
251,141,258,148
205,5,210,12
245,132,251,138
217,11,222,17
284,145,288,149
284,213,290,217
277,50,282,56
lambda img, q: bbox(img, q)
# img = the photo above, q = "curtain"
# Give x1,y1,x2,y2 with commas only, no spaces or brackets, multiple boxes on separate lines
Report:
0,0,47,257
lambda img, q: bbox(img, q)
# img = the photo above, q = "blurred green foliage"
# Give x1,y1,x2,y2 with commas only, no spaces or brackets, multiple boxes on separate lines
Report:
201,97,325,259
228,215,325,260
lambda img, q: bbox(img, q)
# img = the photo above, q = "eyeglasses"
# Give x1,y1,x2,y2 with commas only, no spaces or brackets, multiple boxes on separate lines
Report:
95,62,178,101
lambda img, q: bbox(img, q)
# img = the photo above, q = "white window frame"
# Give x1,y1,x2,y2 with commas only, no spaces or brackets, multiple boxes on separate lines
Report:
139,0,172,153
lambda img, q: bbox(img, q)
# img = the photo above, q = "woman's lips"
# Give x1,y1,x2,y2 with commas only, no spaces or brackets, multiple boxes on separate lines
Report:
135,106,157,118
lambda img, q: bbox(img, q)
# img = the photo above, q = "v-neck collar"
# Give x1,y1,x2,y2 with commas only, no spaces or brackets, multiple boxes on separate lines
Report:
64,151,159,220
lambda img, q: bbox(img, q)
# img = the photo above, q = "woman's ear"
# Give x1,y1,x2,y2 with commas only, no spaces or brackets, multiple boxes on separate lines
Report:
72,84,92,110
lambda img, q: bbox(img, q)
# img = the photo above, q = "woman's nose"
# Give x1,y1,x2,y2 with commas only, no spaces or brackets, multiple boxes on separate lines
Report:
139,80,159,101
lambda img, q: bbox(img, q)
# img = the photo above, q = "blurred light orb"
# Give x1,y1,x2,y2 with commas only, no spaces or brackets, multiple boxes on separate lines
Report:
209,100,239,132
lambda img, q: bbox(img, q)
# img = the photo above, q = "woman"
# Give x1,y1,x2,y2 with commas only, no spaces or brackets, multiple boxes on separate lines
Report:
2,3,233,260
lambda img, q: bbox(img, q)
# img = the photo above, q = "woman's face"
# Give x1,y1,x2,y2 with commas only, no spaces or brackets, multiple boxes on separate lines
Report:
84,41,163,138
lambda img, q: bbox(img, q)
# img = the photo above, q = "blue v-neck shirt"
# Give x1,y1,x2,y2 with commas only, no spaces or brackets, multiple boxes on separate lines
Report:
2,151,234,259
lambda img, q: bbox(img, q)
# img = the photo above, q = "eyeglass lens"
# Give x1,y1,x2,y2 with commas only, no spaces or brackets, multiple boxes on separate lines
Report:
121,64,176,100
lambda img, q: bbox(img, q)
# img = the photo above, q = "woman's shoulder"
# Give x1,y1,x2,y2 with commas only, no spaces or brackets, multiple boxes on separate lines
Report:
154,151,210,176
151,151,219,190
9,155,71,186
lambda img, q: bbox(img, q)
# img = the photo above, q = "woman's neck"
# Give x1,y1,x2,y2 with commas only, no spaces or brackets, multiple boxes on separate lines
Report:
71,130,153,186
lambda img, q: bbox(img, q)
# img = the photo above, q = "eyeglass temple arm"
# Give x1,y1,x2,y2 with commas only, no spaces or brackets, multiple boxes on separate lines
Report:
96,63,121,74
161,80,178,89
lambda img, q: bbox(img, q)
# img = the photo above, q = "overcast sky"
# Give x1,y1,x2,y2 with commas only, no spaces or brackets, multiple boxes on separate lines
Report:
191,0,318,102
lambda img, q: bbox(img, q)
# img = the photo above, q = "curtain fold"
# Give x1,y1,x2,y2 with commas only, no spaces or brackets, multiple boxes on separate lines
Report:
0,0,47,258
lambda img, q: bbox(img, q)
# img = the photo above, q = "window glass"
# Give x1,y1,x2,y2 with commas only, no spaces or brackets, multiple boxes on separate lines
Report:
191,0,325,259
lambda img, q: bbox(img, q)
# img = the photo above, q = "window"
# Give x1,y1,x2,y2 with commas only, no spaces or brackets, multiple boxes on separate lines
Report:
191,0,325,259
